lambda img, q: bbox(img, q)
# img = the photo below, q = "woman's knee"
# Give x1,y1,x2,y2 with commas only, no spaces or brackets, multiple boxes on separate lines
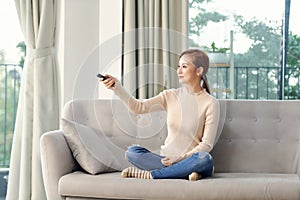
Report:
193,152,214,177
127,145,149,154
127,145,140,153
193,152,213,164
125,145,149,160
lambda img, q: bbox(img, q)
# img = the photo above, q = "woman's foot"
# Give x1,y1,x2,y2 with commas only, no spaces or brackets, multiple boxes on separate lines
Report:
121,167,152,179
189,172,202,181
189,166,215,181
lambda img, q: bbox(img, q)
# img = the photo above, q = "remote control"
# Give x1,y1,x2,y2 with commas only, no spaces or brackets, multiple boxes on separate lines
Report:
97,73,107,80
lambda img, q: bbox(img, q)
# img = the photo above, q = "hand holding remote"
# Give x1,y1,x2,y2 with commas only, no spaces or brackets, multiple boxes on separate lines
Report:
97,73,116,89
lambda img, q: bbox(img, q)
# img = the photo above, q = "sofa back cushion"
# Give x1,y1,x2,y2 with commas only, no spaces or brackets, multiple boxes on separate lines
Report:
62,99,300,174
212,100,300,174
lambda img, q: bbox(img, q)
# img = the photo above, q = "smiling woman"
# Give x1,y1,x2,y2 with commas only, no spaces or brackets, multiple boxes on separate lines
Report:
99,49,220,180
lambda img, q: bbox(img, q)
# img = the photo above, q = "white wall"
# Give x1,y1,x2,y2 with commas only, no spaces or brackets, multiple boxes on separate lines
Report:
56,0,122,109
98,0,122,99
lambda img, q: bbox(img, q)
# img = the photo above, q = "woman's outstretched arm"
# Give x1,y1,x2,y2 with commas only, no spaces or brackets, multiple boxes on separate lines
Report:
99,74,167,114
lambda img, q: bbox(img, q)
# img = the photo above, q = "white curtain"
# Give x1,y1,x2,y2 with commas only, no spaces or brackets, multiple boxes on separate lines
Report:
123,0,188,98
7,0,59,199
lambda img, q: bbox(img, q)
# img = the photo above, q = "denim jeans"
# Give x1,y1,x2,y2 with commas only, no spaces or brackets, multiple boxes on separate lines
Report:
125,145,214,179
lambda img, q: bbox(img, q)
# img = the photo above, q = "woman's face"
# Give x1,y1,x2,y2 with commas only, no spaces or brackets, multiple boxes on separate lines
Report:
177,54,201,85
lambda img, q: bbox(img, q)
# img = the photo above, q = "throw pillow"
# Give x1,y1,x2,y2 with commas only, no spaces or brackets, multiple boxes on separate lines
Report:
61,118,127,174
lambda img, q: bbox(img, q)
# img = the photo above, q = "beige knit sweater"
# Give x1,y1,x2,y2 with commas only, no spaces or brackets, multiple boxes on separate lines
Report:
113,81,220,160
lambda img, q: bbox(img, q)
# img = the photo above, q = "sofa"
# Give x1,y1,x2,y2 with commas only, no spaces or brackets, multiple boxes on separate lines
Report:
40,99,300,200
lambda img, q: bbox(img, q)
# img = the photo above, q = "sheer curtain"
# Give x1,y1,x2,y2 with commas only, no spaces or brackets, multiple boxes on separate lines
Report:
7,0,59,199
122,0,188,98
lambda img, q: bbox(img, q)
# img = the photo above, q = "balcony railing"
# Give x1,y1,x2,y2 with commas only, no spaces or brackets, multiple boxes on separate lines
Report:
0,64,22,168
208,66,300,100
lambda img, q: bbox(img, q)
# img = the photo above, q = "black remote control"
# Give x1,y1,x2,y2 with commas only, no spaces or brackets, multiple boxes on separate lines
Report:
97,73,107,80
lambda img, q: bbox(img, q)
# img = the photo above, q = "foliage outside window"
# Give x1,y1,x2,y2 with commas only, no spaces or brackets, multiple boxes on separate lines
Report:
0,42,23,167
188,0,300,100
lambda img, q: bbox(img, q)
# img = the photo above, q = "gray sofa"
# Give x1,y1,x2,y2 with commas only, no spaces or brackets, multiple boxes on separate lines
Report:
40,99,300,200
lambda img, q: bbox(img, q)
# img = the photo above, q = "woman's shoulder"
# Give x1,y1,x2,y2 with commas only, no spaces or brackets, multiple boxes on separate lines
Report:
206,92,218,101
199,91,220,107
164,86,191,94
157,87,185,101
160,87,181,95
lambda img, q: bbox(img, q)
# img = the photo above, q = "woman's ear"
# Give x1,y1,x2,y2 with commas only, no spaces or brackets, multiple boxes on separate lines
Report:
197,67,204,76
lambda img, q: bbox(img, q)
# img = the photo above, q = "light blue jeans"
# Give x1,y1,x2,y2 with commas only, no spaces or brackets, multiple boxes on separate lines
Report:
125,145,214,179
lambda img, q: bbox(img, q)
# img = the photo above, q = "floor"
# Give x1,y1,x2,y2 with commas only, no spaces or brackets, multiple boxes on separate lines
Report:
0,169,8,199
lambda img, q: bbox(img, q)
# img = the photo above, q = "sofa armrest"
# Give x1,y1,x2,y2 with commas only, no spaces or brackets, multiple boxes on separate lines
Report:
40,130,79,200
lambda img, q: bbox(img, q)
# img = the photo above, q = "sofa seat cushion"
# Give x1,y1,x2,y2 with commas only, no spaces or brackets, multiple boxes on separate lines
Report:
59,171,300,200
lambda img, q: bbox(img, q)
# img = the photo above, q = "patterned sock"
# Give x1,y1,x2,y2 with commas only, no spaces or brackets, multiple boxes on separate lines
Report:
188,172,202,181
121,167,152,179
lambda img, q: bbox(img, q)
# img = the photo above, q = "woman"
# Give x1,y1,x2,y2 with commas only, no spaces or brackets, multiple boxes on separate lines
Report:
100,49,220,181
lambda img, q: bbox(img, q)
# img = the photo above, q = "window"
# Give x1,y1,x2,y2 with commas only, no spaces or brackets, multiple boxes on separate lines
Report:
0,1,23,168
189,0,300,99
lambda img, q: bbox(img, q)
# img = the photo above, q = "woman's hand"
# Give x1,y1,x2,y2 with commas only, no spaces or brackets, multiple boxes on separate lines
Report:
99,74,116,89
161,154,185,167
161,157,173,167
161,156,181,167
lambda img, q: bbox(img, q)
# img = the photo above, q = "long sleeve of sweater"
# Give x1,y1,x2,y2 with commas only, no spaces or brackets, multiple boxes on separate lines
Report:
112,80,167,114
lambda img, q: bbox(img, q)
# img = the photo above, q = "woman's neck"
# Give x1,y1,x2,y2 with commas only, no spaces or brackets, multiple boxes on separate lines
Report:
184,83,203,94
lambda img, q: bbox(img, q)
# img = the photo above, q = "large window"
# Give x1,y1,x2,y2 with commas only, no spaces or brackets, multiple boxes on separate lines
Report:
189,0,300,99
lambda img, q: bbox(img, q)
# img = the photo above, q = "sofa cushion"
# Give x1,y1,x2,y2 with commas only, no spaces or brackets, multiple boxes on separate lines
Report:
212,100,300,174
60,99,168,175
61,118,130,174
59,171,300,200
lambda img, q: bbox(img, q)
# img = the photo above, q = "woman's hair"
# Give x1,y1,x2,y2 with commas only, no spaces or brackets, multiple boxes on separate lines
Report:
179,49,211,94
